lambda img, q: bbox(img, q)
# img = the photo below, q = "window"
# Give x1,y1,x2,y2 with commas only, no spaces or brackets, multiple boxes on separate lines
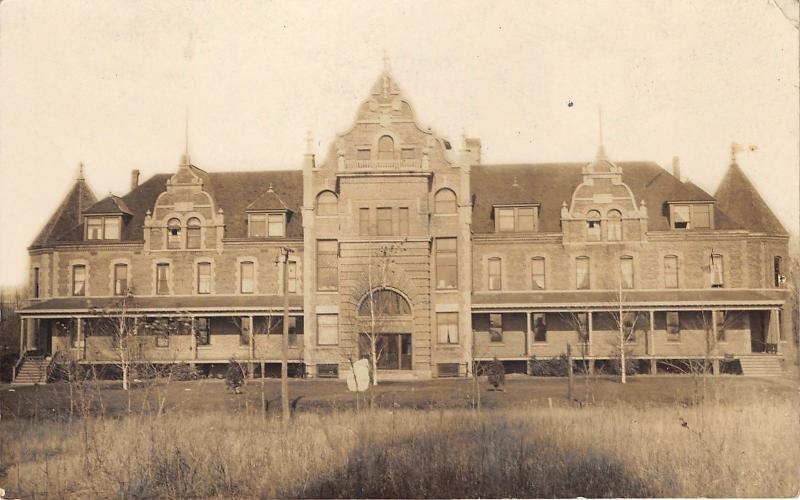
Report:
672,206,691,229
437,363,460,377
531,257,545,290
87,218,103,240
317,314,338,345
113,263,128,295
317,240,338,291
774,256,783,287
576,257,590,290
358,289,411,316
607,210,622,241
359,208,370,235
289,316,304,346
197,262,211,294
620,256,634,289
104,217,121,239
357,148,371,160
287,261,298,293
437,312,459,344
196,317,210,346
378,135,394,160
532,313,547,342
317,364,339,378
693,205,711,229
435,238,457,289
434,189,457,214
156,263,170,295
401,147,415,159
72,265,86,296
398,207,409,236
711,253,724,288
716,311,727,342
240,316,251,346
240,261,254,294
316,191,338,216
664,255,679,288
666,311,680,340
32,267,40,298
574,312,589,342
377,207,392,236
495,206,536,232
488,257,502,291
671,204,713,230
249,214,267,237
186,217,201,249
167,218,182,249
586,210,601,241
268,214,285,237
489,313,503,342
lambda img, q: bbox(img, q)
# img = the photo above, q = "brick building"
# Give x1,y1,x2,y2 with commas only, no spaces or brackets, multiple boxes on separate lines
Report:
14,71,793,382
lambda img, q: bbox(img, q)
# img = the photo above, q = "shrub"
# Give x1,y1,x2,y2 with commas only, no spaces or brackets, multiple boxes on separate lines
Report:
530,354,569,376
170,362,201,381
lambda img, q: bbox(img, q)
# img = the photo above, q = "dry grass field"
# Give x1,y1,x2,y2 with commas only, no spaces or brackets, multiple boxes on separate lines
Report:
0,375,798,498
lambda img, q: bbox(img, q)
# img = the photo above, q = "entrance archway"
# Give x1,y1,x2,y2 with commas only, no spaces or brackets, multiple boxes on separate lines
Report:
357,288,412,370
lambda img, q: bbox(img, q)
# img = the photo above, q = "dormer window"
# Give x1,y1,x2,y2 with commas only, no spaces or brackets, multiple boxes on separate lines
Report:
85,216,121,240
186,217,201,249
167,218,182,249
493,205,538,232
670,203,714,230
586,210,601,241
249,212,286,238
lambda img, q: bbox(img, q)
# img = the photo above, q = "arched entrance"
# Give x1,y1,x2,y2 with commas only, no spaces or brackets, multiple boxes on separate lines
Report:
357,288,413,370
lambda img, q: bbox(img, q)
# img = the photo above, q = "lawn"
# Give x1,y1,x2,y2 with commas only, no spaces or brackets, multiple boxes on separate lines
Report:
1,375,798,498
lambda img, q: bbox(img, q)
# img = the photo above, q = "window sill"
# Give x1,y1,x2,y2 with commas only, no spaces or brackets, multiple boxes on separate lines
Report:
436,288,459,293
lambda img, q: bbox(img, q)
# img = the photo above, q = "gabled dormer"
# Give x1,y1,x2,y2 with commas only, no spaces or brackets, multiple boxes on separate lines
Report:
246,184,290,238
83,195,133,240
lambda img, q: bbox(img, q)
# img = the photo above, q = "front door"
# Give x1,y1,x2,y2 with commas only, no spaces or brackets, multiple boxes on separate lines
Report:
749,311,767,352
360,333,412,370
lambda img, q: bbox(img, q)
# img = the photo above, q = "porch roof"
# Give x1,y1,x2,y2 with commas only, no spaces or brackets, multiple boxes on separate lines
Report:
17,295,304,316
471,289,787,310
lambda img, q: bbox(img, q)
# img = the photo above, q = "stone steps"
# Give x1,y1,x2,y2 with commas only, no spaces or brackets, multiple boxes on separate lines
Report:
739,356,783,376
12,357,50,385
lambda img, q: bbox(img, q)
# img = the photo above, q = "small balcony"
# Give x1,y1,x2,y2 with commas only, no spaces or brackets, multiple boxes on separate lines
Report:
341,158,426,172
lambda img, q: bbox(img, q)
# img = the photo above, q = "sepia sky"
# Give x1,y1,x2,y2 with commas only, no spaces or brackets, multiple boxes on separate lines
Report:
0,0,797,287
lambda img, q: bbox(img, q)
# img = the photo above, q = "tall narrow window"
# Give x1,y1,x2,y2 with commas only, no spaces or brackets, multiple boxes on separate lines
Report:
317,314,339,345
287,261,298,293
586,210,601,241
87,218,103,240
533,313,547,342
666,311,681,340
488,257,502,291
240,261,254,294
359,208,370,236
113,263,128,295
664,255,679,288
32,267,40,298
711,253,724,288
196,317,210,346
104,217,121,239
774,256,783,287
489,313,503,342
434,189,457,214
186,217,201,249
377,207,392,236
531,257,546,290
167,218,182,249
317,240,338,291
197,262,211,294
437,312,459,344
607,209,622,241
378,135,394,160
435,238,457,289
620,256,634,289
72,265,86,296
576,257,590,290
156,263,170,295
398,207,409,236
268,214,285,237
249,214,267,237
316,191,338,216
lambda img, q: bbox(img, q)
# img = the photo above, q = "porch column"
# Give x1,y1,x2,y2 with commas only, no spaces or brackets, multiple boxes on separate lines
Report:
248,315,255,380
19,317,25,354
76,317,83,360
190,316,197,361
525,312,532,375
587,311,593,358
710,310,719,357
647,310,655,356
769,308,781,354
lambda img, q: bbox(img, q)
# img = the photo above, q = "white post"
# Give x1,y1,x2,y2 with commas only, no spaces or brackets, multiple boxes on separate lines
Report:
76,317,83,360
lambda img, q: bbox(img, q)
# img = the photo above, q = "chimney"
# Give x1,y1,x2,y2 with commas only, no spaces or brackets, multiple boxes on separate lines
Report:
464,137,482,165
671,156,681,181
130,169,140,191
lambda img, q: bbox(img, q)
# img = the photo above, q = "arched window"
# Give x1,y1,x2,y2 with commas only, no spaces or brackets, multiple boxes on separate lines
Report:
434,188,457,214
167,218,182,249
378,135,395,160
607,209,622,241
316,191,338,216
586,210,601,241
358,289,411,316
186,217,201,249
664,255,679,288
620,255,634,289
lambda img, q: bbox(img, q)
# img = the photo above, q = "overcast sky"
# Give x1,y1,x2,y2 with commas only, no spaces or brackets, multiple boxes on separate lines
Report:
1,0,797,287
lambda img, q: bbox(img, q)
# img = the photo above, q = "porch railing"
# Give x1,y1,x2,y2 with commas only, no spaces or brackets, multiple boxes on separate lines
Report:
12,351,26,382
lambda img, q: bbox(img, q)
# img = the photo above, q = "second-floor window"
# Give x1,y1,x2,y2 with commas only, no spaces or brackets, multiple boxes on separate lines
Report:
774,256,783,287
664,255,679,288
620,256,634,289
167,218,182,249
32,267,40,298
435,238,457,289
287,261,298,293
576,256,590,289
316,191,338,216
531,257,545,290
317,240,338,291
197,262,211,294
240,261,254,294
434,189,457,214
711,253,724,288
607,210,622,241
113,263,128,295
586,210,601,241
72,265,86,296
377,207,392,236
156,263,170,295
186,217,201,249
488,257,502,291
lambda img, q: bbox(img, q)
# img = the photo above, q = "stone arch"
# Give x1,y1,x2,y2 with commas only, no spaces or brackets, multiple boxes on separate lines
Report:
357,287,413,317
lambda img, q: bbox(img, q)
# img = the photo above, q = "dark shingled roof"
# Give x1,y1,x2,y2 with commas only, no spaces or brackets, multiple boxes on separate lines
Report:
472,289,787,307
84,194,133,215
31,178,97,248
18,295,304,314
246,186,290,211
471,162,738,233
714,162,787,236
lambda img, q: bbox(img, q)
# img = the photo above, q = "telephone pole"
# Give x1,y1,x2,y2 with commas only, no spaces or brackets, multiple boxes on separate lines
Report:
279,246,294,422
